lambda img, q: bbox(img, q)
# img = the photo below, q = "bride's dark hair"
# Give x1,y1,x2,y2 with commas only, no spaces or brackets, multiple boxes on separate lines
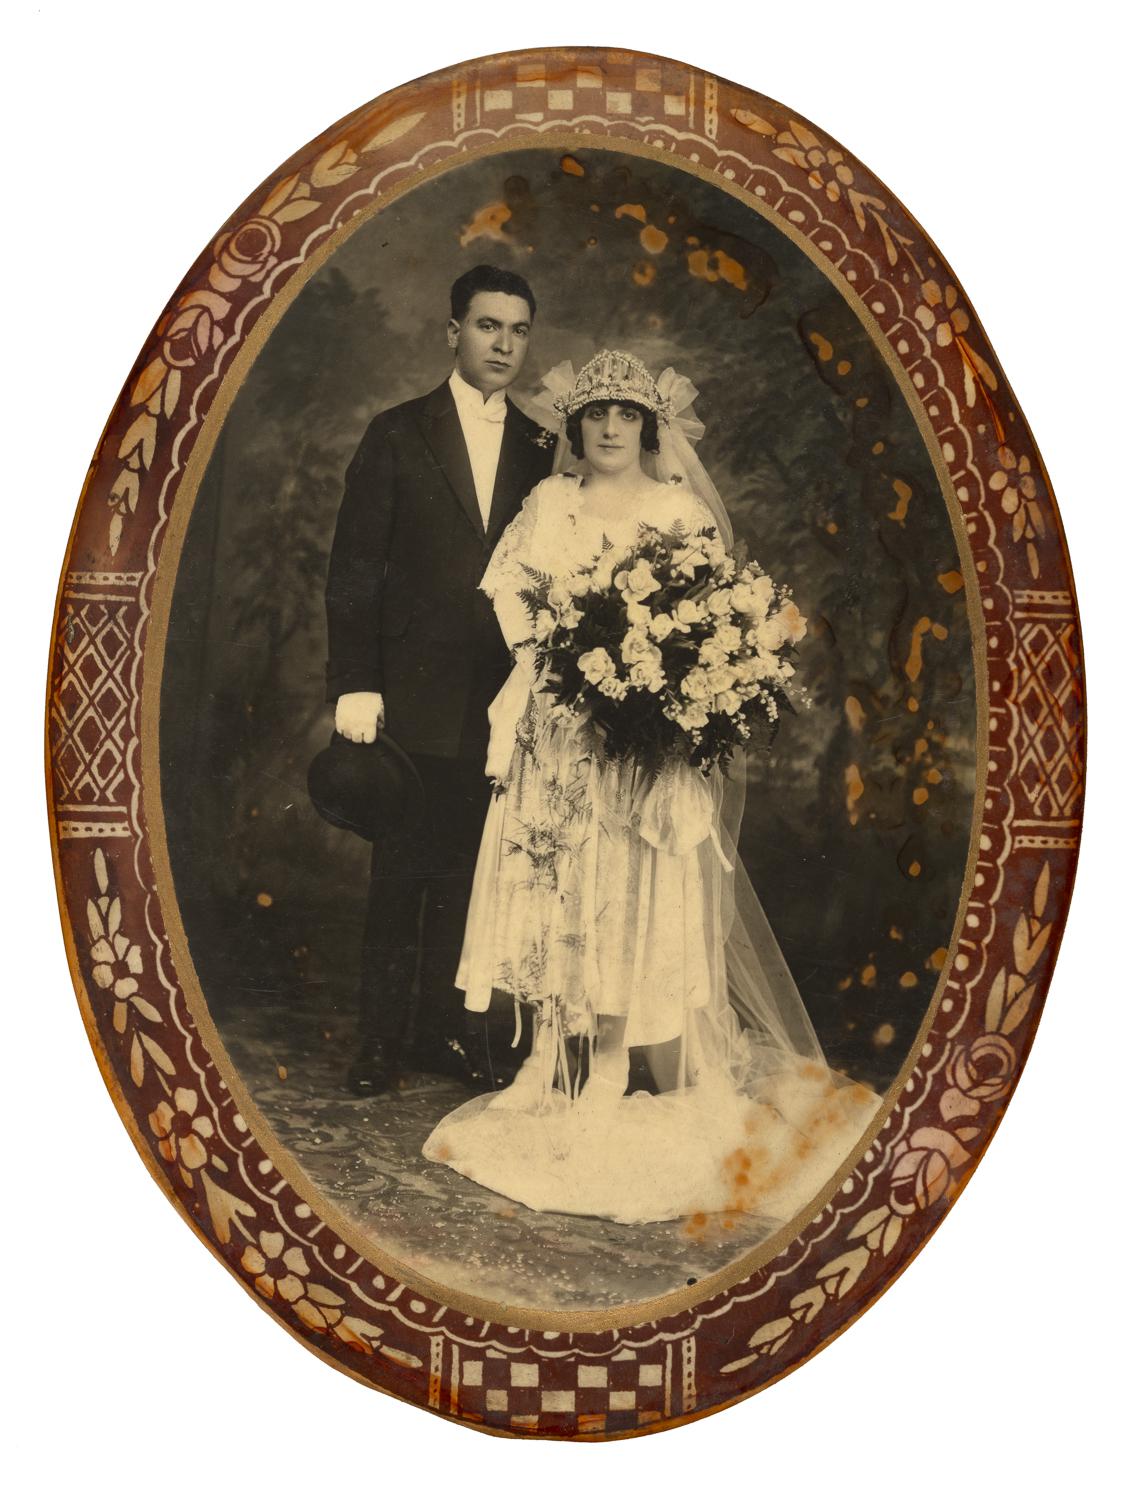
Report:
565,400,660,459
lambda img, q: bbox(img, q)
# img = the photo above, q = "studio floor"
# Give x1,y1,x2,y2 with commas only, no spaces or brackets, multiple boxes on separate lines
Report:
220,999,776,1312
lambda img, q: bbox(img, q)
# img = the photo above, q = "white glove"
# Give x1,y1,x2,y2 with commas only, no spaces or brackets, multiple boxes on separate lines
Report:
335,691,385,744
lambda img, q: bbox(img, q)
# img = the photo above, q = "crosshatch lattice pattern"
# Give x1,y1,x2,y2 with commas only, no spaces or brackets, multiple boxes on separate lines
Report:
50,573,142,839
48,49,1085,1438
1010,590,1083,850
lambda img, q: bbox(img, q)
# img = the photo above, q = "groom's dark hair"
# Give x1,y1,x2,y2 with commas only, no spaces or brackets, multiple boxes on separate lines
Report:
450,264,537,322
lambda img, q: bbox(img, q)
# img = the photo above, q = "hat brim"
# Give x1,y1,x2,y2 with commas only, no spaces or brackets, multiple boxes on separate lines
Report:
307,731,424,841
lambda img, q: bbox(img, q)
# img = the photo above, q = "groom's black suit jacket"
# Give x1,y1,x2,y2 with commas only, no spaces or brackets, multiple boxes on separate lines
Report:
325,379,554,761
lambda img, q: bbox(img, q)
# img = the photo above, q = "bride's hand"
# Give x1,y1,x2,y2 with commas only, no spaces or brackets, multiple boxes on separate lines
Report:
335,691,384,743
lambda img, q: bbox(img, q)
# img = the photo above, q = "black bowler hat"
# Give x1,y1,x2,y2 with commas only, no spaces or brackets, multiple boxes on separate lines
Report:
307,730,425,841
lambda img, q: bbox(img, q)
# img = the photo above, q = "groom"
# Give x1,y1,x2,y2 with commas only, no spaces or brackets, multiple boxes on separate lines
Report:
325,264,554,1095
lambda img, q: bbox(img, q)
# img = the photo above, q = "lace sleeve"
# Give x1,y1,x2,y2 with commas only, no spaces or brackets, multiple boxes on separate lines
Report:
480,481,547,651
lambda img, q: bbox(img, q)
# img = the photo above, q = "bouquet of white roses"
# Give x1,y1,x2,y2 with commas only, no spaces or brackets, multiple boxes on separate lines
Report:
519,521,807,773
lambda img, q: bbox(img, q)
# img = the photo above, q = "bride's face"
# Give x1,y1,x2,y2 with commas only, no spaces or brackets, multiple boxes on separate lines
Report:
580,402,644,477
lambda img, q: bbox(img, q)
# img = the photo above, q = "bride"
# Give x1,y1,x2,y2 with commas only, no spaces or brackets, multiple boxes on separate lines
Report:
423,350,879,1225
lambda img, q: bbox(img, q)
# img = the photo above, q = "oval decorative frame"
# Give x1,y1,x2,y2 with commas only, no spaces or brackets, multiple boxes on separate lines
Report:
47,47,1084,1438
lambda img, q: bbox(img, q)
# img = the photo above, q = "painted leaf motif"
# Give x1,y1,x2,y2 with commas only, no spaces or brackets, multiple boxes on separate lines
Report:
140,1032,175,1074
130,357,167,408
259,172,302,219
748,1315,796,1356
1001,982,1036,1036
109,469,140,512
273,198,320,224
847,188,885,231
162,368,182,419
129,1032,144,1086
1034,862,1050,919
848,1206,890,1241
360,110,425,154
380,1345,424,1370
306,1283,346,1308
334,1319,377,1354
816,1246,870,1298
1013,912,1051,975
789,1285,827,1324
201,1172,254,1245
131,993,162,1024
311,142,359,188
985,966,1007,1032
773,146,808,171
119,411,157,469
881,1214,903,1256
787,120,822,151
962,339,999,391
730,109,776,135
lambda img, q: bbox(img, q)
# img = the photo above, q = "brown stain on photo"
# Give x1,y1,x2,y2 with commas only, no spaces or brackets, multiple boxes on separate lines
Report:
460,200,512,246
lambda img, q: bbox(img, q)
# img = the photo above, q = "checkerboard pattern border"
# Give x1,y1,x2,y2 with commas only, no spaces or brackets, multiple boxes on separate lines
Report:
439,1337,696,1434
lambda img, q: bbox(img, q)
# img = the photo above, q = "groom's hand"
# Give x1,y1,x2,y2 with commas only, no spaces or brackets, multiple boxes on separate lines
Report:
335,691,385,744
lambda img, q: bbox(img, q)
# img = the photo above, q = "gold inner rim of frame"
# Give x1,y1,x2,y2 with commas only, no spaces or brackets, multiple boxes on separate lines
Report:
139,125,988,1335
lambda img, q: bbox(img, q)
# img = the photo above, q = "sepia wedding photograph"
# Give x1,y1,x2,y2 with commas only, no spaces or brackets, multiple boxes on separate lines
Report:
155,141,977,1315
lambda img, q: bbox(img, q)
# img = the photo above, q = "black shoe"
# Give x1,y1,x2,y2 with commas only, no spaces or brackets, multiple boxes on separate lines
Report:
346,1038,399,1096
412,1032,494,1090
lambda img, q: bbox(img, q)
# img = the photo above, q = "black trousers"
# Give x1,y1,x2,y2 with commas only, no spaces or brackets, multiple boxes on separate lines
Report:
357,753,492,1051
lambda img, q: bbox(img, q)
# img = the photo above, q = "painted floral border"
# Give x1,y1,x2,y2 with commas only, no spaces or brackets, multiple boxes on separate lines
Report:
47,48,1083,1438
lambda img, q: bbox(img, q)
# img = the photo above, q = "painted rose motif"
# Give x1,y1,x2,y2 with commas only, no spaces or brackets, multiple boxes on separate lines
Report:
162,301,224,369
214,215,283,287
948,1033,1016,1103
888,1127,970,1216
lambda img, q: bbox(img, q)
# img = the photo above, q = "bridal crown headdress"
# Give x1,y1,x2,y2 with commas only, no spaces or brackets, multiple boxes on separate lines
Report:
527,347,734,546
553,349,671,423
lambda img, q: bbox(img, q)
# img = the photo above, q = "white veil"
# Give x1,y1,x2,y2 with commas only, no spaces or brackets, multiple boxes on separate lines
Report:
522,358,841,1101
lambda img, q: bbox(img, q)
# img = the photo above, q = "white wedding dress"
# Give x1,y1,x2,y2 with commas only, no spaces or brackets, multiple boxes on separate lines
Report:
422,474,880,1225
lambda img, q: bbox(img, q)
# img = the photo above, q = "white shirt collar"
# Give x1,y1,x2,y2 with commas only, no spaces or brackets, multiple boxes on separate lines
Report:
449,368,507,421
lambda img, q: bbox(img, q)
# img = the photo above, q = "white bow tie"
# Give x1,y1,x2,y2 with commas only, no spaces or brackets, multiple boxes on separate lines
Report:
467,402,506,425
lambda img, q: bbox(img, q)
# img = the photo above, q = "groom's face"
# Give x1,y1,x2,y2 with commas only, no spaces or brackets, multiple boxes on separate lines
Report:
447,291,532,395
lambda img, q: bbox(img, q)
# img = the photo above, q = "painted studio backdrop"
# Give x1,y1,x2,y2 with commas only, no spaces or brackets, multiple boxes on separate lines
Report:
159,146,977,1309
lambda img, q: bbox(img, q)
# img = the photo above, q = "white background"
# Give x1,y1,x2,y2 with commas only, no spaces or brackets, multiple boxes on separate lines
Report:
7,2,1125,1494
